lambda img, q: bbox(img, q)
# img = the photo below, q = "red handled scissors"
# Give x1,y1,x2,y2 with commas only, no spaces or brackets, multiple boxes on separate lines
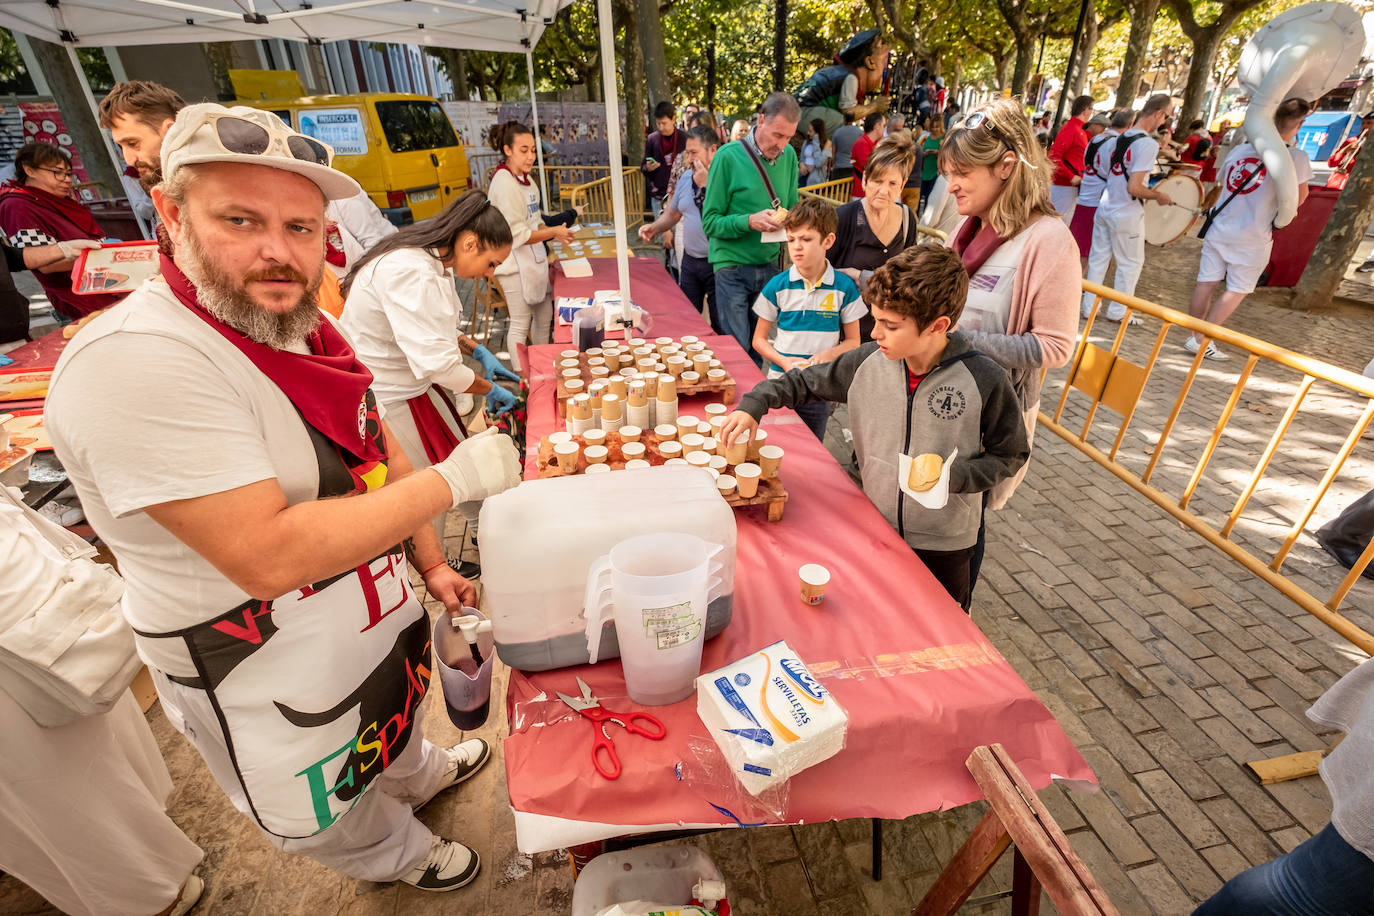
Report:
556,676,667,780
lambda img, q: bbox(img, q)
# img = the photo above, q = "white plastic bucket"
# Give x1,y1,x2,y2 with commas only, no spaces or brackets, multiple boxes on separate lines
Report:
432,607,495,730
584,533,725,706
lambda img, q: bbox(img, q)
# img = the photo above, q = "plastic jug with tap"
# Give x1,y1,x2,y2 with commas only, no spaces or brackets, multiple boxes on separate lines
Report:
584,532,728,706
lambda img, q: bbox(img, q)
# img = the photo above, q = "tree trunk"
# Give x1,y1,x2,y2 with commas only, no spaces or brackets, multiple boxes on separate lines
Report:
1011,32,1035,97
1177,28,1223,128
454,50,469,100
773,0,788,93
1116,0,1159,108
1292,144,1374,310
616,0,647,167
994,53,1011,93
636,0,670,108
202,42,236,100
707,25,717,114
1068,4,1098,101
24,38,122,195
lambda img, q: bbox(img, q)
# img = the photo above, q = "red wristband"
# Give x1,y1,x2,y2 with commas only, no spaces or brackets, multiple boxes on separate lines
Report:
420,561,447,578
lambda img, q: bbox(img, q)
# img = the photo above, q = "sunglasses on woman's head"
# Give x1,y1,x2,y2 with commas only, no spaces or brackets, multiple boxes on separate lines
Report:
963,112,1040,170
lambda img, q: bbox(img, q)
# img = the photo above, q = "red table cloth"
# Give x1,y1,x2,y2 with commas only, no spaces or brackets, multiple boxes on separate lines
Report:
550,257,710,343
505,262,1093,853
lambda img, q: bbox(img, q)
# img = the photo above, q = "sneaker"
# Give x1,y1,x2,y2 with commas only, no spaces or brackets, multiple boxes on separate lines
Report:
1104,313,1142,326
167,874,204,916
446,551,481,580
1356,259,1374,274
413,738,491,811
37,499,84,526
1183,336,1227,360
399,837,480,892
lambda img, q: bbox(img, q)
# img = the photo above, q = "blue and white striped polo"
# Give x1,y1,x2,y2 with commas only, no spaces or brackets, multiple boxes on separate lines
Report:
752,263,868,377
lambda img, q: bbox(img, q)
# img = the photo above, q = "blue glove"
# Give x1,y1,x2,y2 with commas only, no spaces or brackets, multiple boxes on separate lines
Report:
473,345,521,383
486,383,517,416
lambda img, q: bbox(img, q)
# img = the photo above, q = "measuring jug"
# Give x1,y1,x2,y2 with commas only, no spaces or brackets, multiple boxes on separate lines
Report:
584,532,727,706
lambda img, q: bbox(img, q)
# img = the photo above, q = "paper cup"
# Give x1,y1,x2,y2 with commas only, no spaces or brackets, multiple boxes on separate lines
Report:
654,423,678,440
601,393,623,421
570,395,592,420
604,351,622,370
704,403,728,418
560,349,579,359
620,425,642,443
706,468,721,481
693,355,711,375
584,444,609,464
681,371,701,387
619,367,638,379
710,415,727,434
657,376,678,400
637,357,658,371
561,368,582,384
655,336,674,349
560,357,581,369
686,451,712,468
664,457,688,466
799,564,830,605
680,335,699,346
680,433,706,455
587,356,606,368
586,347,604,358
708,455,728,471
749,429,768,460
564,380,585,397
715,475,737,496
735,462,762,497
700,437,717,455
697,422,713,436
707,368,727,383
590,366,610,379
622,442,646,460
608,377,627,399
666,355,687,377
758,444,784,477
658,440,683,459
584,429,607,446
585,463,611,475
626,458,651,470
676,415,699,437
725,432,750,465
553,441,580,474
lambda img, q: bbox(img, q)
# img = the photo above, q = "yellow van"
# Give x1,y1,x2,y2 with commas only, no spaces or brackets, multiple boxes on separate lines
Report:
247,93,470,223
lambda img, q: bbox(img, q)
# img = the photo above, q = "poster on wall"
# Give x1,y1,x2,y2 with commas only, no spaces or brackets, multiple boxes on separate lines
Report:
18,102,90,185
442,101,504,187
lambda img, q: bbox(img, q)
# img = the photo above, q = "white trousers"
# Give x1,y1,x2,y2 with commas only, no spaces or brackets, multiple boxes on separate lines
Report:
0,687,203,916
498,272,552,370
1081,208,1145,320
154,670,449,882
383,387,481,542
1049,184,1079,224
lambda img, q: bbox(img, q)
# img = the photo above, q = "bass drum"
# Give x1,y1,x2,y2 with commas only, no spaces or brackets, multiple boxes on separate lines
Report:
1143,174,1204,246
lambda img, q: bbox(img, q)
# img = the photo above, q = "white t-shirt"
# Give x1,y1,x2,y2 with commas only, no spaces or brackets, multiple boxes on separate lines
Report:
1078,129,1117,207
45,280,358,676
1098,129,1159,222
1207,142,1314,253
488,166,549,300
340,248,476,405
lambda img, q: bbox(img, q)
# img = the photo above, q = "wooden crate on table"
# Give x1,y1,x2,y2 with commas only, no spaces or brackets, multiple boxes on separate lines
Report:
552,351,736,417
535,432,788,521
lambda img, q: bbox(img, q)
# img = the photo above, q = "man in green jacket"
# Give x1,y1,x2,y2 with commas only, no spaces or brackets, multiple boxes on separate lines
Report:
701,92,800,361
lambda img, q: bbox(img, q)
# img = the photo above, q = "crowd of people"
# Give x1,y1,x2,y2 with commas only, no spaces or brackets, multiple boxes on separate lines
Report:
2,50,1372,915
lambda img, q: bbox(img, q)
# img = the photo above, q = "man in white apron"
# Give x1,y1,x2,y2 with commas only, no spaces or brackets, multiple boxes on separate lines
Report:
45,104,522,892
1080,95,1175,322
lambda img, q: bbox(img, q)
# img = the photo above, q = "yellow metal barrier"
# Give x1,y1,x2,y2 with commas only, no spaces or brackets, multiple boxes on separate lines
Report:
566,167,646,227
1041,279,1374,654
798,177,853,206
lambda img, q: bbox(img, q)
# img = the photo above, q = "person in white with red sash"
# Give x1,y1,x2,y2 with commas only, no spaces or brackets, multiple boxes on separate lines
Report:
45,105,522,893
340,190,520,576
487,120,574,370
937,98,1081,599
1183,99,1313,360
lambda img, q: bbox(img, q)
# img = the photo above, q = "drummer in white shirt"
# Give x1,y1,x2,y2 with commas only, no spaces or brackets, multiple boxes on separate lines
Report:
341,190,520,568
1184,99,1313,360
1081,95,1175,323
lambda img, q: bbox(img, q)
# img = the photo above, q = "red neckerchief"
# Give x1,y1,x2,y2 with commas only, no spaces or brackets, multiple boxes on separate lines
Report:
951,217,1006,278
0,180,103,238
495,161,531,186
160,253,384,465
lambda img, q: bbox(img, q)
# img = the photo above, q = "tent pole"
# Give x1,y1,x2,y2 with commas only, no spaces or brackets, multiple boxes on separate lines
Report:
525,48,551,210
595,0,633,324
65,44,151,241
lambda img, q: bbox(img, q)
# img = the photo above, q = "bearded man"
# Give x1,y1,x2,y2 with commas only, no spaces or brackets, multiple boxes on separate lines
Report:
45,104,521,892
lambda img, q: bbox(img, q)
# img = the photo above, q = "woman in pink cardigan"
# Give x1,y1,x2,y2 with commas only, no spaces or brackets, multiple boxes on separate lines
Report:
938,98,1082,588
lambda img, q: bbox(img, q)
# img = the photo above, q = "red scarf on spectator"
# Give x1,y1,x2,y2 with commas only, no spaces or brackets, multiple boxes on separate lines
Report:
950,216,1006,278
160,254,384,465
0,180,103,240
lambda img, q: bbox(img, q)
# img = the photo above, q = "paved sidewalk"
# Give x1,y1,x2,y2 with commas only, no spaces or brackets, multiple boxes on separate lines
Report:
3,238,1372,914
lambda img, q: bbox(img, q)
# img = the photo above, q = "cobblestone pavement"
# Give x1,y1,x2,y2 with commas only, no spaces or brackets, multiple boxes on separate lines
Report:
4,236,1374,915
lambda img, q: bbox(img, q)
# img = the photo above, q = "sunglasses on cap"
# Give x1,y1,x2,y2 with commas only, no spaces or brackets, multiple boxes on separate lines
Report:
963,111,1040,170
169,112,332,166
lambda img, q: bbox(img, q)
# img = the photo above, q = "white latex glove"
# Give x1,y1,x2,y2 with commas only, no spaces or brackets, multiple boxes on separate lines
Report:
430,427,521,505
58,239,101,258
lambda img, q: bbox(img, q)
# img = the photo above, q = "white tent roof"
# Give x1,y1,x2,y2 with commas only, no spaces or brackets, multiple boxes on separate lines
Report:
0,0,567,54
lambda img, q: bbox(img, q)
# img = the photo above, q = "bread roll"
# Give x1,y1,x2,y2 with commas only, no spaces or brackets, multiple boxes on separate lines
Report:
906,453,942,492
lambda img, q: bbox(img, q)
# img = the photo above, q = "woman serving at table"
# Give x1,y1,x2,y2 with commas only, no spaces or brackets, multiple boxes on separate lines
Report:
938,99,1081,585
341,190,519,573
0,143,125,321
487,121,575,370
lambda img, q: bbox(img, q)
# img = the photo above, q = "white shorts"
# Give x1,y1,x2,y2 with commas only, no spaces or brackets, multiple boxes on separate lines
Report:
1197,237,1268,295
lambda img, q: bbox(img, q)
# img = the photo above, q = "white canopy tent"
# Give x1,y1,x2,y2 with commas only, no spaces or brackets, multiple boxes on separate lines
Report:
0,0,637,310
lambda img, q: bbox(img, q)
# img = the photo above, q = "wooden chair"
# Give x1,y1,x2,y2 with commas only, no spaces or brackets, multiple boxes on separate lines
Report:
912,744,1118,916
469,277,508,345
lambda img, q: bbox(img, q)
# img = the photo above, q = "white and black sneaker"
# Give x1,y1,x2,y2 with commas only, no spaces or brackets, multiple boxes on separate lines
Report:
445,550,481,581
413,738,491,811
399,837,480,892
1184,335,1228,361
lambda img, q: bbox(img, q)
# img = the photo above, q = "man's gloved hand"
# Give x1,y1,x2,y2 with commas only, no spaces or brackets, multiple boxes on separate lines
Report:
58,239,101,259
472,344,521,383
431,427,521,505
486,383,517,416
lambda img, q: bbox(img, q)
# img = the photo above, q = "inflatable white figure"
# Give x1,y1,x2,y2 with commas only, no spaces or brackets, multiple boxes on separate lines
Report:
1238,2,1364,228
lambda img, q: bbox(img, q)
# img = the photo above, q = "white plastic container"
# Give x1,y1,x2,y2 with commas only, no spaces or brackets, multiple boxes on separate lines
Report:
571,846,728,916
584,533,726,705
480,466,737,672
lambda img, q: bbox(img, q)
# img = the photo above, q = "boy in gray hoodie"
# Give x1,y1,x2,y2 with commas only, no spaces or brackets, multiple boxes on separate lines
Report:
720,245,1028,609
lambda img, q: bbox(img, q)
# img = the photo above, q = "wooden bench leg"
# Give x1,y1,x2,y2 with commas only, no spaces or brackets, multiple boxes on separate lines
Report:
1012,848,1042,916
911,810,1011,916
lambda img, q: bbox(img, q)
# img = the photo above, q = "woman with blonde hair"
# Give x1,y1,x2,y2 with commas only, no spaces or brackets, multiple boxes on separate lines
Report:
937,97,1081,590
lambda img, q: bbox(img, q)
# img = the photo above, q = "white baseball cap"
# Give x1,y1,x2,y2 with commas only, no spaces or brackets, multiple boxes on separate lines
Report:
160,103,361,200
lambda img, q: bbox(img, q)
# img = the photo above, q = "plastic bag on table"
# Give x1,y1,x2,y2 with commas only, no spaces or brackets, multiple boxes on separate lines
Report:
676,733,790,826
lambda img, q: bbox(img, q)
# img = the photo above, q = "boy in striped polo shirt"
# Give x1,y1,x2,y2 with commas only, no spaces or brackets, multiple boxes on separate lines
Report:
751,196,866,439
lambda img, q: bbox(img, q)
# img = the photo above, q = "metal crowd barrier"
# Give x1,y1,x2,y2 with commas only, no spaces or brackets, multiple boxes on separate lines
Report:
1042,280,1374,654
797,176,853,206
566,167,646,227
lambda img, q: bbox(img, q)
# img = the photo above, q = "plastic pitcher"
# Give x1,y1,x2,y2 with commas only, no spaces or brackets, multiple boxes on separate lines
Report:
584,533,726,706
432,607,495,731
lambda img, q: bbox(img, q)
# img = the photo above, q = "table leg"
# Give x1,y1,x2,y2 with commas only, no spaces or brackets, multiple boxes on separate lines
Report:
872,818,883,881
